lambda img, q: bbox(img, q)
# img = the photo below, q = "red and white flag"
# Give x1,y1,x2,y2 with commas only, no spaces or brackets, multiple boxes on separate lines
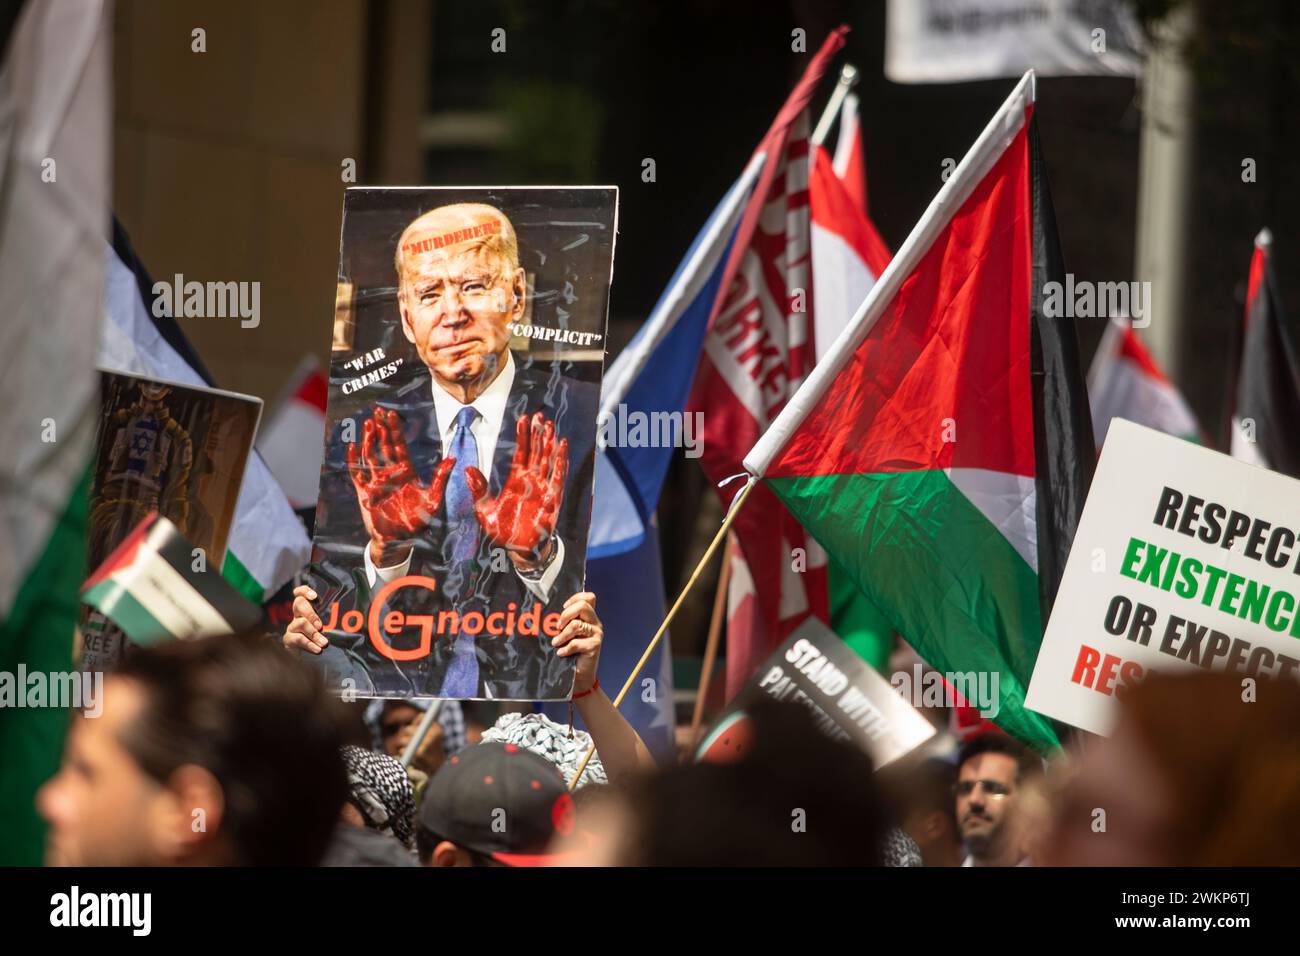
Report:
830,91,869,218
810,101,891,365
689,27,848,696
1088,318,1201,452
256,357,328,510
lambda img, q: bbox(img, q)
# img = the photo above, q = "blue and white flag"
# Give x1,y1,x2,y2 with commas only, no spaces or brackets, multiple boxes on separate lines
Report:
548,157,764,761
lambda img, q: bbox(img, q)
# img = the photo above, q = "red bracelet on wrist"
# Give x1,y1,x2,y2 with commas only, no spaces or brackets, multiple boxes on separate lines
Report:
572,678,599,700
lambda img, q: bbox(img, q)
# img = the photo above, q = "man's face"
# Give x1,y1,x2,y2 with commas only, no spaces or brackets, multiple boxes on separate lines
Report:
380,702,444,775
955,752,1019,853
37,679,168,866
398,242,525,390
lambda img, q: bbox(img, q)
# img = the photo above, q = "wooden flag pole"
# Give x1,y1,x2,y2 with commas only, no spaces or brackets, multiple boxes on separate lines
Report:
689,531,734,751
567,478,757,790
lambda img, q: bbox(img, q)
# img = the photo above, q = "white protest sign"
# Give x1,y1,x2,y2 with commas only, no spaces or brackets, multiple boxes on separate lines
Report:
1026,419,1300,736
885,0,1145,84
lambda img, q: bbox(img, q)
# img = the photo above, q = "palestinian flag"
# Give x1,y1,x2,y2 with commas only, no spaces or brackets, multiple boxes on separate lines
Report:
743,72,1094,750
1225,229,1300,478
1089,318,1201,450
82,513,260,645
0,0,110,865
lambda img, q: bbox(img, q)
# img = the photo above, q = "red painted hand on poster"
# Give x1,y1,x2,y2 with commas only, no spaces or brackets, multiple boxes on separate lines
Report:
348,407,456,566
466,411,569,573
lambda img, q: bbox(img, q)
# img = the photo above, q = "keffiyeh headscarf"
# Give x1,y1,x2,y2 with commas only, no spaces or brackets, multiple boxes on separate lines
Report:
341,745,415,848
882,827,924,867
480,712,608,788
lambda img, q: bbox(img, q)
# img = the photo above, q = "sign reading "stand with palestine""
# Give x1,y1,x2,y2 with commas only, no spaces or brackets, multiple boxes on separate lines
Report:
1026,419,1300,736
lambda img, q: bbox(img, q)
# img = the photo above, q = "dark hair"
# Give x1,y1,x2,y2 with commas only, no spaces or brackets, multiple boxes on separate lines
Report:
621,699,886,866
885,757,959,828
114,632,349,866
956,732,1041,784
414,824,498,867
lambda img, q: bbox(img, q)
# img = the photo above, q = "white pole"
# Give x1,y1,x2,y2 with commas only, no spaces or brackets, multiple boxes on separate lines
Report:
745,70,1038,478
399,701,443,768
1134,3,1196,381
811,63,860,147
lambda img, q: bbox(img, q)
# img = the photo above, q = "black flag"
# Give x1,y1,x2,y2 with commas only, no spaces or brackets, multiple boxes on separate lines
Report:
1225,230,1300,478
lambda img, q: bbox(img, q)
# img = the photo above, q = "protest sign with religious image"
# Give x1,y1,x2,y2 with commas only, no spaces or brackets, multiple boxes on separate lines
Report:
82,370,262,670
308,187,617,702
82,514,262,647
1026,419,1300,736
696,616,936,768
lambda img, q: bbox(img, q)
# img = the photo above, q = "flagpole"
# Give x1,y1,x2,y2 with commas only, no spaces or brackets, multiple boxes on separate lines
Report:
688,532,734,749
568,479,757,790
745,69,1037,479
811,63,859,147
399,701,442,769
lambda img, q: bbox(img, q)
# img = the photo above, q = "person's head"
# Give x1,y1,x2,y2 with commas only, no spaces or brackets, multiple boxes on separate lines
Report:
340,745,416,848
394,202,526,396
893,758,962,866
955,732,1041,863
373,700,445,775
479,712,607,788
1045,672,1300,866
415,741,575,867
38,632,348,866
612,700,886,866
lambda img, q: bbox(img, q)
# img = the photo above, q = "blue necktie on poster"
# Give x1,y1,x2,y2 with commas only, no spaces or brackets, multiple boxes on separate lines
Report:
445,406,481,565
440,405,481,696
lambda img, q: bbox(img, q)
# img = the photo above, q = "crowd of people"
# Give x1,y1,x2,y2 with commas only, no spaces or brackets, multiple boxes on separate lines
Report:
34,587,1300,867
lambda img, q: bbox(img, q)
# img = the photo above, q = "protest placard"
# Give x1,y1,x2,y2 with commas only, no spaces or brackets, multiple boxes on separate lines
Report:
83,370,261,669
696,616,936,768
1026,418,1300,735
308,188,617,701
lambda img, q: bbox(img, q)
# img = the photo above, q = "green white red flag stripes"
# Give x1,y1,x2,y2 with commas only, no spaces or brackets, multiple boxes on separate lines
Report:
743,72,1095,750
82,513,261,645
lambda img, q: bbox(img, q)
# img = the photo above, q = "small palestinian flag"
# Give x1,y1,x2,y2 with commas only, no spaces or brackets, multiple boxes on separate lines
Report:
1226,229,1300,478
743,72,1094,751
81,514,261,645
1089,318,1201,450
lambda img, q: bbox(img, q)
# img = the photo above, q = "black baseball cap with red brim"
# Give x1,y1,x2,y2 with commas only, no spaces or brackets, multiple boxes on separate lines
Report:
419,740,578,865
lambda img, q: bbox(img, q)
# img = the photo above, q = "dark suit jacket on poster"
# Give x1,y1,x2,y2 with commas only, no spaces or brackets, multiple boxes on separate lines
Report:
314,360,598,701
